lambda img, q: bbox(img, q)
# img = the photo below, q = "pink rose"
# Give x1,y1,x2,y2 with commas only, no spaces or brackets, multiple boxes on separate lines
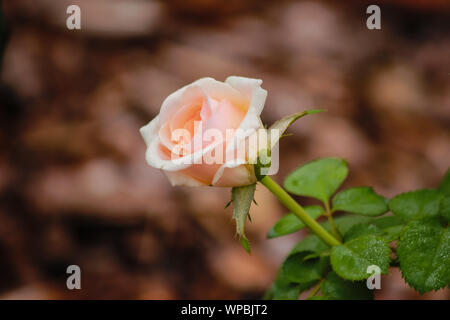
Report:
140,76,268,187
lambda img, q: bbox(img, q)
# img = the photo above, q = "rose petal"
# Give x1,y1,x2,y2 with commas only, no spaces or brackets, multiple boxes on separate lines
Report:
225,76,267,132
164,171,207,187
212,164,256,187
140,116,191,171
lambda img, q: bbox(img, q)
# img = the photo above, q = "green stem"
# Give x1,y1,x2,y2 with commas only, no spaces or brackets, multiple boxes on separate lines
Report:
307,279,324,299
260,176,341,247
324,201,342,242
328,215,341,241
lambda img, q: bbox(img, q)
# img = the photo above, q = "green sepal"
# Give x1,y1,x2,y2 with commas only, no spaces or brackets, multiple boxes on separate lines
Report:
256,110,323,180
267,109,324,149
231,183,256,253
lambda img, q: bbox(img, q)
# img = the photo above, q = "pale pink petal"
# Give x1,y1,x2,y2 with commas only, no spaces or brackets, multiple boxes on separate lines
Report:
212,164,256,187
164,171,207,187
180,163,223,186
159,84,206,125
204,99,246,136
225,76,267,132
158,121,175,153
140,116,190,171
193,77,249,112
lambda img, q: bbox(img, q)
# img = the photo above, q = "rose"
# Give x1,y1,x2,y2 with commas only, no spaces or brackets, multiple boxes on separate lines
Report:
140,76,267,187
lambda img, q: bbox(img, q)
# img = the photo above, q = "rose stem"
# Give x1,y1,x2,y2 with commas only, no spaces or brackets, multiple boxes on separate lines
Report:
324,201,342,242
259,176,341,247
307,278,325,299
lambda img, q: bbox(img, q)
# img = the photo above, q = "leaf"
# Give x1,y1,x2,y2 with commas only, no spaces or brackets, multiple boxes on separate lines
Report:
289,235,329,256
321,271,374,300
268,283,300,300
344,224,381,242
265,270,317,300
397,218,450,294
267,205,324,239
330,235,391,280
367,215,405,229
389,189,443,221
231,183,256,253
322,215,373,236
281,235,330,284
438,169,450,196
439,196,450,222
264,270,300,300
345,224,403,243
344,216,405,242
332,187,388,217
268,110,324,149
303,251,330,261
307,296,331,300
282,253,330,284
284,158,348,203
381,225,405,242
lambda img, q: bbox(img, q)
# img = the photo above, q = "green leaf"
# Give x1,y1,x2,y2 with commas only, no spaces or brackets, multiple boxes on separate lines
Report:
266,270,317,300
332,187,388,217
289,235,329,256
321,271,374,300
367,215,405,229
397,218,450,294
344,216,405,242
389,189,443,221
264,271,300,300
439,196,450,222
282,253,330,284
268,110,324,149
267,206,324,239
307,296,331,300
381,225,404,242
322,215,373,236
330,235,391,280
282,235,330,284
344,224,381,242
438,169,450,196
284,158,348,203
231,183,256,253
269,283,300,300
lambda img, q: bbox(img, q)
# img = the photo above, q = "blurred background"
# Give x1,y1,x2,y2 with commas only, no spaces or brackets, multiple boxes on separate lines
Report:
0,0,449,299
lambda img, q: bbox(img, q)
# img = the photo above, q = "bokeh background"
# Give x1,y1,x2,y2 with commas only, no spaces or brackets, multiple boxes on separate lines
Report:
0,0,449,299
